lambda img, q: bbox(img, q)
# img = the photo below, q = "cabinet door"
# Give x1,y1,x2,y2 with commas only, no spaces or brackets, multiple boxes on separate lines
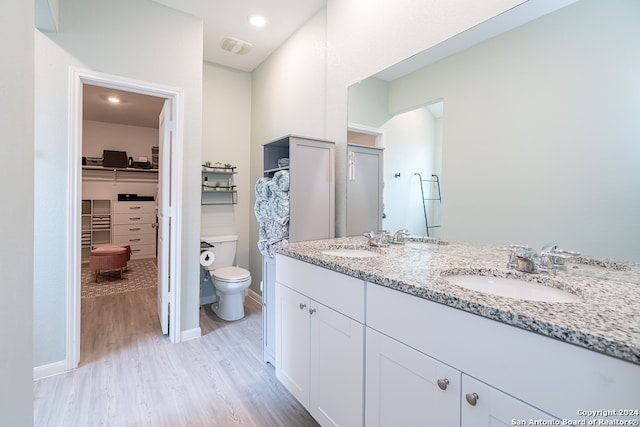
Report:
310,302,364,427
275,283,311,408
346,144,383,236
366,328,460,427
289,138,335,242
461,375,557,426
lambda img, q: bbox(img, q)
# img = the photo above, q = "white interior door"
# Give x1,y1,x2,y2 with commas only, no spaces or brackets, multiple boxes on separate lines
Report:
157,99,172,335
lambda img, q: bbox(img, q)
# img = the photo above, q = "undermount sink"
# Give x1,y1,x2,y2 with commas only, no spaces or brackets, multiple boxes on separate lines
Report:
321,248,380,258
444,274,582,303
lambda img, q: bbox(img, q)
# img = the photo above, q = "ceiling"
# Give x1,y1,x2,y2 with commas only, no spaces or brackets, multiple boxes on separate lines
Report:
151,0,327,72
83,84,165,129
84,0,326,128
84,0,574,129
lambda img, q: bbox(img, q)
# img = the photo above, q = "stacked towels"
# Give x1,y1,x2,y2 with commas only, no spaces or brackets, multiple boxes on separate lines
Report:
255,170,290,257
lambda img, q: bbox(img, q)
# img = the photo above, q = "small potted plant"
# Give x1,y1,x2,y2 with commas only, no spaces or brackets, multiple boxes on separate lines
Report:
224,163,233,171
215,181,221,191
203,160,212,171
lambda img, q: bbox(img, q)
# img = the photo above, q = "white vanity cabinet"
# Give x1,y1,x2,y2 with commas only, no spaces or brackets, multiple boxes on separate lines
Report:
366,327,556,427
112,200,157,259
460,375,557,426
275,254,365,427
366,283,640,424
365,328,461,427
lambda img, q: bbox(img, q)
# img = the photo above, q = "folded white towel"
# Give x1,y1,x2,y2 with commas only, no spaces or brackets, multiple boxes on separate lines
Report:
257,220,290,258
271,197,290,225
255,177,272,200
272,170,290,192
254,198,273,223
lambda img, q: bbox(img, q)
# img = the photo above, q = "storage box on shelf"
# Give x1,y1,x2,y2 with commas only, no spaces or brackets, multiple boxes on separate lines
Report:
201,165,237,205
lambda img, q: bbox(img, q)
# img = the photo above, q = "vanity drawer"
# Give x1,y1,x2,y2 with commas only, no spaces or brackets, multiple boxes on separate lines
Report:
276,254,365,322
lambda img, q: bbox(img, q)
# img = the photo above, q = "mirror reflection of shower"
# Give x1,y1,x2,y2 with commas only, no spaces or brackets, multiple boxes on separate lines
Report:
347,94,443,238
382,100,443,238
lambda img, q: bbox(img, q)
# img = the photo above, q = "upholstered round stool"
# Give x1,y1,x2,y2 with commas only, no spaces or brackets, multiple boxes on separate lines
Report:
90,244,132,282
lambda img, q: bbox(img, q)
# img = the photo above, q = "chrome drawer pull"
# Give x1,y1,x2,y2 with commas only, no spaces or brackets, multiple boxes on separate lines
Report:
465,392,479,406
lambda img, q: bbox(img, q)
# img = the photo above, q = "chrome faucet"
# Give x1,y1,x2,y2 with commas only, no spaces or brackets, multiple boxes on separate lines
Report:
391,229,410,244
507,243,580,274
363,231,390,247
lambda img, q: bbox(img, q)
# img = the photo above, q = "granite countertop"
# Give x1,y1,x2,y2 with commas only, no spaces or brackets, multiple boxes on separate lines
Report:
275,237,640,365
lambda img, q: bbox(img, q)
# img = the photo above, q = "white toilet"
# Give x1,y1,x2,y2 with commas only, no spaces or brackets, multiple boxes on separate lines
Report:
200,235,252,321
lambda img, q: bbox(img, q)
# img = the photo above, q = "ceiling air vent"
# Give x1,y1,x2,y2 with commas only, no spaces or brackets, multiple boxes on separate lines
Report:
220,37,252,55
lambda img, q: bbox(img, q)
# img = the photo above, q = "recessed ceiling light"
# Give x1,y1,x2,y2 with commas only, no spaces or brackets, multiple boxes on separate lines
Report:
107,96,121,104
249,15,267,27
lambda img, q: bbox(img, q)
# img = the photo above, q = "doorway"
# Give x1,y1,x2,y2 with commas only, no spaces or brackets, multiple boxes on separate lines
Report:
67,68,184,370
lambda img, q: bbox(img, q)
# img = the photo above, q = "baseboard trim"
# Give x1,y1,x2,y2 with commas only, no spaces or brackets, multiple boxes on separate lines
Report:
247,288,262,305
33,360,68,381
181,327,202,342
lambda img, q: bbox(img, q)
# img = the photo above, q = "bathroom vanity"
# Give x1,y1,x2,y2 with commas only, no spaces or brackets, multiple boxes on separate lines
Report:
274,238,640,426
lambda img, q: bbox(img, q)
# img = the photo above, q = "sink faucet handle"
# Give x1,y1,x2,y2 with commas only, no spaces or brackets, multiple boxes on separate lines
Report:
539,244,580,272
504,244,533,269
392,229,410,243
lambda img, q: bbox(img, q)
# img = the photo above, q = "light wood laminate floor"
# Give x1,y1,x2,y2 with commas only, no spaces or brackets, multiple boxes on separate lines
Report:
33,288,319,427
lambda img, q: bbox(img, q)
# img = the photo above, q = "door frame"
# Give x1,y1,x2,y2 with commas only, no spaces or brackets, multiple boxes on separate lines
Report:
67,67,184,369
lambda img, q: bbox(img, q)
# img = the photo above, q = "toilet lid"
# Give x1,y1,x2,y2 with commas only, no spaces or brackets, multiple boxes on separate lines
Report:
213,266,251,281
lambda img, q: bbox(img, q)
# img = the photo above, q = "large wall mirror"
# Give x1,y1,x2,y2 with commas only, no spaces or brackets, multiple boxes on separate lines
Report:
346,0,640,262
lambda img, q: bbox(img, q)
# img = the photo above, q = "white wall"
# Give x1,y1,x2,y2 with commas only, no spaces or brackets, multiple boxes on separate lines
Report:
249,9,328,287
347,77,391,128
1,0,34,423
387,0,640,260
83,120,158,160
201,62,252,277
34,0,203,367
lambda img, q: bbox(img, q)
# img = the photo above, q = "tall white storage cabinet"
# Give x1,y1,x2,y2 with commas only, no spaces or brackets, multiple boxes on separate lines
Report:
262,136,335,366
263,135,335,241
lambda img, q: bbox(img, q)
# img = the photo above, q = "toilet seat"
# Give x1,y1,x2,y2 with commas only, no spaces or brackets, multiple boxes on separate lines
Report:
213,266,251,282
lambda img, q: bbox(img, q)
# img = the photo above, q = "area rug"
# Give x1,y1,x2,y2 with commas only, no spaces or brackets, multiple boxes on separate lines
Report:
81,258,157,298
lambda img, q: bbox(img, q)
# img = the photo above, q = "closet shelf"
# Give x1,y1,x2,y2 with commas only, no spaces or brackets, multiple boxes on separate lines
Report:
82,166,158,183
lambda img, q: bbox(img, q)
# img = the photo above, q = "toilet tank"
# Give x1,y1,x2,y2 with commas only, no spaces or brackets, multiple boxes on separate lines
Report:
201,235,238,268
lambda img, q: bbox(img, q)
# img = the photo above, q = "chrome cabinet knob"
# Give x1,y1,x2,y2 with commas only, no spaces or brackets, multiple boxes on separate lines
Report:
299,303,307,310
309,308,317,315
465,392,479,406
437,378,449,390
